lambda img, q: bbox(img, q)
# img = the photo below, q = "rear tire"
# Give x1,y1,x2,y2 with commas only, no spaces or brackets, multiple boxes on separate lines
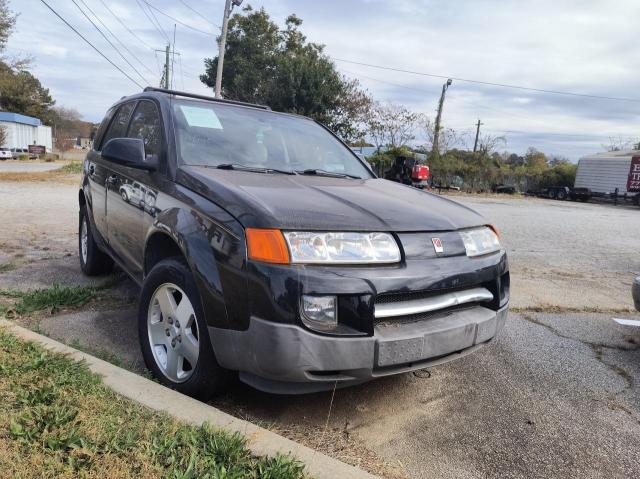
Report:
557,189,567,200
138,258,230,400
79,204,114,275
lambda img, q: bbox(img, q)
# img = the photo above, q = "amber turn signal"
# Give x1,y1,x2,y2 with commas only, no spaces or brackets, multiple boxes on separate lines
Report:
487,224,500,238
246,228,290,264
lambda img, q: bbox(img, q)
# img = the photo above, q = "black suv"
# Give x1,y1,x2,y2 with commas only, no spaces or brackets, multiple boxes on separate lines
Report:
79,88,509,398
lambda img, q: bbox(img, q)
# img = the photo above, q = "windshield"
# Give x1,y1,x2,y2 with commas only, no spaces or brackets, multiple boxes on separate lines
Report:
172,99,372,178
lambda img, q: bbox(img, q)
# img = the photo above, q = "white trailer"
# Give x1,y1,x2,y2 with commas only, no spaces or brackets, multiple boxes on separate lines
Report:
574,150,640,204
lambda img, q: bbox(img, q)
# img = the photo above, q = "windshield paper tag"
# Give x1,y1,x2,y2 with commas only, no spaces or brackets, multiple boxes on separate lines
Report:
180,105,223,129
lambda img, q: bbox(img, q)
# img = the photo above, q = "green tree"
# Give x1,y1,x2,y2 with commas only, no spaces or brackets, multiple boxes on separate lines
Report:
0,1,55,122
200,6,371,143
0,64,55,122
0,0,17,55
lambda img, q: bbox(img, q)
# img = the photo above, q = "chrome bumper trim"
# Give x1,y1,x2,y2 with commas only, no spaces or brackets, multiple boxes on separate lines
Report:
374,287,494,319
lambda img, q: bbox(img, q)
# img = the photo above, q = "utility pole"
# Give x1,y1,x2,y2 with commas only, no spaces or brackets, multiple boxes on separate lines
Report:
473,119,483,153
432,78,452,159
215,0,243,98
163,44,170,89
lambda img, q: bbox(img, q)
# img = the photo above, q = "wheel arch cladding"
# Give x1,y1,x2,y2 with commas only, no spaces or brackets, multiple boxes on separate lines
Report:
144,207,246,330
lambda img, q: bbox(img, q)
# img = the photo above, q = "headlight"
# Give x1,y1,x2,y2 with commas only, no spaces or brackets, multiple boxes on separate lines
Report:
283,232,401,264
459,227,501,257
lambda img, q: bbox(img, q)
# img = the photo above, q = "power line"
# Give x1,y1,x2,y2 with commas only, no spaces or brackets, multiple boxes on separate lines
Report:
178,0,218,28
339,67,554,127
97,0,153,50
38,0,143,89
339,68,636,144
333,57,640,103
138,0,217,36
70,0,149,85
136,0,170,43
77,0,156,77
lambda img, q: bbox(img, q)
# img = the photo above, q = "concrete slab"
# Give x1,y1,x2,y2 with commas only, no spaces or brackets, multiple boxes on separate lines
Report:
38,308,143,371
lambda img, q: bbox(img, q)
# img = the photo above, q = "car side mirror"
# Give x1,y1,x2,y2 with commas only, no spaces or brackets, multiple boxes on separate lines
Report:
102,138,157,171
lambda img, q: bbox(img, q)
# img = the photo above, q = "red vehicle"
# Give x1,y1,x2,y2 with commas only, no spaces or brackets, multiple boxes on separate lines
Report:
385,156,430,189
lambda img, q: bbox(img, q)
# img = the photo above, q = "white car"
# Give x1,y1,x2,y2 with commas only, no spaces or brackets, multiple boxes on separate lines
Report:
0,148,12,160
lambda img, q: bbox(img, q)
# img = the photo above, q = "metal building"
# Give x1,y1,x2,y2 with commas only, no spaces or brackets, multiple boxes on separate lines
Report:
575,150,640,195
0,112,53,151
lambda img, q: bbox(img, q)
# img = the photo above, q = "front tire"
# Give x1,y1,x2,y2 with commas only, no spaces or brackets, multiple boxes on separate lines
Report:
138,258,229,400
79,205,114,275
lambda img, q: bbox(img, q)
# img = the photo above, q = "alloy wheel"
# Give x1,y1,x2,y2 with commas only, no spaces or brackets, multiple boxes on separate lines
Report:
80,217,88,264
147,283,200,383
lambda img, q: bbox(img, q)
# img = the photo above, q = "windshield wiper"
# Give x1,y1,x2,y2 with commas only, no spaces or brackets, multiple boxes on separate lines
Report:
214,163,296,175
298,168,361,179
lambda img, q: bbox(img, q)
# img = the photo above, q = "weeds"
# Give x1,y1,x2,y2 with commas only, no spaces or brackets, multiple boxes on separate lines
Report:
0,328,308,478
58,162,82,174
0,284,96,316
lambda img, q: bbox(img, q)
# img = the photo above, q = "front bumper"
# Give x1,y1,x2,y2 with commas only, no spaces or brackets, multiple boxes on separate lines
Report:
209,304,508,394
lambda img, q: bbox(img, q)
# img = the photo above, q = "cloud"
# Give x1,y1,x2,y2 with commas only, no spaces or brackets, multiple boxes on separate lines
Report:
38,44,68,59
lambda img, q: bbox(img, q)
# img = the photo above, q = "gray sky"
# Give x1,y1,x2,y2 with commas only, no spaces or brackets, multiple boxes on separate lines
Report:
7,0,640,159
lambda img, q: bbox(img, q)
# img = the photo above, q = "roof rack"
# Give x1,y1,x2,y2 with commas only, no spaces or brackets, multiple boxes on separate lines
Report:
143,87,271,110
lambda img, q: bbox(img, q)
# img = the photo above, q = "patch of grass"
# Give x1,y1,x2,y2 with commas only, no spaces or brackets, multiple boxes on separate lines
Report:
0,328,308,478
58,161,82,174
68,338,126,369
0,262,15,273
0,284,96,316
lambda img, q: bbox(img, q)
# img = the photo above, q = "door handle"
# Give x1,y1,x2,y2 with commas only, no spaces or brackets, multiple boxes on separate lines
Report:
106,175,118,186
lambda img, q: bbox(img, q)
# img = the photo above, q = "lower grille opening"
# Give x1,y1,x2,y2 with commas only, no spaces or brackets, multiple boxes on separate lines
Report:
374,304,480,326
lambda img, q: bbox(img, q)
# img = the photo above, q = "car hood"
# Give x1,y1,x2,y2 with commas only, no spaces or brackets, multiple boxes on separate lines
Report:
177,166,487,232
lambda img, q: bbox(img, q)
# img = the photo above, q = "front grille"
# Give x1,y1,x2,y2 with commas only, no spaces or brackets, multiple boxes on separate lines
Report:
374,286,495,321
374,303,479,326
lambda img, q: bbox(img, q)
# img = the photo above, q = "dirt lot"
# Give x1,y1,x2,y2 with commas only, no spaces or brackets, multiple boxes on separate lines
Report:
1,176,639,478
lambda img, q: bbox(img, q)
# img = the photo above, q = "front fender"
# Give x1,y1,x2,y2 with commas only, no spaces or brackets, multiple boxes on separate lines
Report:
145,207,248,330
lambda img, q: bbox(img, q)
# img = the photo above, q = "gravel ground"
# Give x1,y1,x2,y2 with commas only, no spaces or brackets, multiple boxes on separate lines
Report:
0,181,77,268
1,180,640,478
452,194,640,310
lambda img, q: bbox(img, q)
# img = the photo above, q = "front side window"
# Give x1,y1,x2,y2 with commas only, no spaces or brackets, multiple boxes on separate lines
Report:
127,100,162,160
102,102,135,147
172,99,372,179
93,107,115,150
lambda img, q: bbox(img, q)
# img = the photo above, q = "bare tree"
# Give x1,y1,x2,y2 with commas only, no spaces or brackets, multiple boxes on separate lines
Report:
365,102,422,150
52,106,91,155
476,133,506,156
421,117,468,155
603,136,640,152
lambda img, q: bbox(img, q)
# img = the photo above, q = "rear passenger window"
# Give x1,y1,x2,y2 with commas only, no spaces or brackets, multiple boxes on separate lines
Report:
102,102,135,147
127,101,162,160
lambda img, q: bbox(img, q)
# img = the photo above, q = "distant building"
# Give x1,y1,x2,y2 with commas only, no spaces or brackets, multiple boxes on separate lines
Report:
0,112,53,151
75,137,92,149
